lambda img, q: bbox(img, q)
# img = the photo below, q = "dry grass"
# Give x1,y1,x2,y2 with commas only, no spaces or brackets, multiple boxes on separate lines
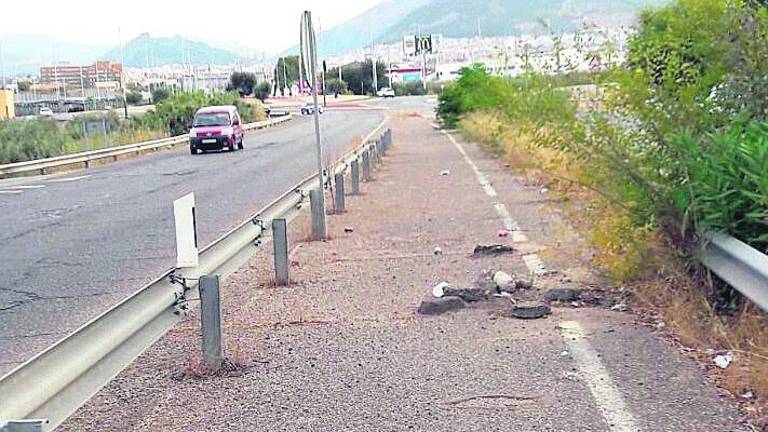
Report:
460,111,768,428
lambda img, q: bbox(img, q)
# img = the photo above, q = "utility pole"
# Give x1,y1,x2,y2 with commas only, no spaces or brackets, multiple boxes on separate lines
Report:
119,28,128,119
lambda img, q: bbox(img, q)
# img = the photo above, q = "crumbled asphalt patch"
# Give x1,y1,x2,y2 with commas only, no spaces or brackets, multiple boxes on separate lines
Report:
418,296,466,315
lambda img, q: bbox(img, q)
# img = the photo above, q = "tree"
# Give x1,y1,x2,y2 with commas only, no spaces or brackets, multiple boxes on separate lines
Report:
151,87,171,103
253,82,271,101
274,56,300,96
17,81,31,92
327,60,386,95
228,72,257,96
125,91,143,105
325,78,348,95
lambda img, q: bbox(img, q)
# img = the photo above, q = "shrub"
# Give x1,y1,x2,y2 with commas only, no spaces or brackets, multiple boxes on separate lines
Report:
393,82,427,97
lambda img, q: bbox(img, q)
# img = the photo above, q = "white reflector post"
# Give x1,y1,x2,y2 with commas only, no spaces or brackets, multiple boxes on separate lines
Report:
173,192,199,268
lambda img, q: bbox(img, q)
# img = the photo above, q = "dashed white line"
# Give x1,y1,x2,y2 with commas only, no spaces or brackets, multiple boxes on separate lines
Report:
0,190,23,195
493,203,529,243
439,128,547,276
522,254,549,276
560,321,640,432
440,130,497,198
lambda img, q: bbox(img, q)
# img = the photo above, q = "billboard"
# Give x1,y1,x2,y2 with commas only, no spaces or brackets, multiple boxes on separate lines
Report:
403,35,439,55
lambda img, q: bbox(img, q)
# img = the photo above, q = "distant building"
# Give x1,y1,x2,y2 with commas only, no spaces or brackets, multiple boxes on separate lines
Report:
0,89,15,119
386,67,423,84
39,61,124,91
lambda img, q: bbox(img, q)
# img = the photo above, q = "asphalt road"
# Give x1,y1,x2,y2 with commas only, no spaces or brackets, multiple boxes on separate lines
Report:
0,109,386,375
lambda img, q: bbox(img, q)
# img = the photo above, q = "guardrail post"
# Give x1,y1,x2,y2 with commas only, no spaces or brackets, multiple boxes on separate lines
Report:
84,160,90,169
199,275,224,370
350,160,360,194
310,188,327,240
362,150,372,181
272,219,289,286
334,173,346,213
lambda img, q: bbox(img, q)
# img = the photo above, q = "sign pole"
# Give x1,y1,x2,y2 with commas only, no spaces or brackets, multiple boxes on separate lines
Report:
301,11,327,239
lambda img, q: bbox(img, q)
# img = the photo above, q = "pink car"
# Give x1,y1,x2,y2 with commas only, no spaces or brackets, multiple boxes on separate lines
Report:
188,105,245,154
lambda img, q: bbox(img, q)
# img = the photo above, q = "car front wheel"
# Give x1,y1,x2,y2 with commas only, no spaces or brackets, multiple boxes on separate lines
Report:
190,145,197,155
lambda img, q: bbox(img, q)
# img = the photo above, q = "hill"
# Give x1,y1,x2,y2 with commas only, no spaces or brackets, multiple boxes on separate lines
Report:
0,34,108,76
102,33,241,67
297,0,668,57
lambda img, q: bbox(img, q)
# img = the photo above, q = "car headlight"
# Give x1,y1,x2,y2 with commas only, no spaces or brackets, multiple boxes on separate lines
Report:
189,131,197,138
221,127,232,136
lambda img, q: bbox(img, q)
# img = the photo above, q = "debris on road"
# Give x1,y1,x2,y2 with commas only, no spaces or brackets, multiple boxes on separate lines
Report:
492,271,532,293
509,301,552,319
434,246,444,255
440,170,451,176
432,281,450,298
473,244,515,257
714,352,734,370
418,296,466,316
611,303,629,312
498,229,511,238
344,226,355,233
545,288,581,302
443,287,489,303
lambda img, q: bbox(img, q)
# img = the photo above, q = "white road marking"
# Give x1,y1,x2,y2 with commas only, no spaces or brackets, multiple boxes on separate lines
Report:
493,203,529,243
440,129,547,276
560,321,640,432
522,254,549,276
46,175,92,183
0,190,23,195
7,185,46,190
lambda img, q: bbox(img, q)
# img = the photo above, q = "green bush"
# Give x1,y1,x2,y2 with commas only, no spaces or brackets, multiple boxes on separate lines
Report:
253,82,272,101
393,82,427,97
436,0,768,255
0,119,73,163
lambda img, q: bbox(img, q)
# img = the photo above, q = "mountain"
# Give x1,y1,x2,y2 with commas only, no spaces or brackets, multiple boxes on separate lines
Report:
296,0,667,57
102,33,241,67
0,34,108,76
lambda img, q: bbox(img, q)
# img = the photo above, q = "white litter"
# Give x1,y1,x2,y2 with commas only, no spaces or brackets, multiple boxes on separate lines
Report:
432,281,450,298
433,246,443,255
440,170,451,176
713,352,734,369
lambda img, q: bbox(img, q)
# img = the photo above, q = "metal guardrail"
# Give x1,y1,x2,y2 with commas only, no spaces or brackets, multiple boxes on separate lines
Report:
0,114,293,178
700,233,768,313
0,119,391,432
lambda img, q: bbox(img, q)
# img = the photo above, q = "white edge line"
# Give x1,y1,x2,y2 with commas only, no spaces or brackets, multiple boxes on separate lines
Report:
560,321,640,432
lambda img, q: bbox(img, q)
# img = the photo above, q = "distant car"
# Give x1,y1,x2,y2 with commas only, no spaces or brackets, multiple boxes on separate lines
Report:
300,102,324,115
188,105,245,154
377,87,396,98
39,107,54,117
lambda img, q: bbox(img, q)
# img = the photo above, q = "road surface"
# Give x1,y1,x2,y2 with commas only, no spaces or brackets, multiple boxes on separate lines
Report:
0,109,385,375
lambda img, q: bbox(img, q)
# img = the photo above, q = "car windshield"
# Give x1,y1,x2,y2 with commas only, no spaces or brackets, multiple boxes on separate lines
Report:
193,112,230,127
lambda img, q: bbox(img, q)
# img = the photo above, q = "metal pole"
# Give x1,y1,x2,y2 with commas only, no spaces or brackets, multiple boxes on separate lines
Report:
119,28,128,119
199,275,223,369
334,173,345,213
309,188,326,241
350,159,360,194
272,219,289,286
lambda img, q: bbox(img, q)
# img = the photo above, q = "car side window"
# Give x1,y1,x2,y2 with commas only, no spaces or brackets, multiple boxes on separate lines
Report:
233,113,240,125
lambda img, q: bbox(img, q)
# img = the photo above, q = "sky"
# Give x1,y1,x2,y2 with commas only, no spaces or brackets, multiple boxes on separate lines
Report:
0,0,390,53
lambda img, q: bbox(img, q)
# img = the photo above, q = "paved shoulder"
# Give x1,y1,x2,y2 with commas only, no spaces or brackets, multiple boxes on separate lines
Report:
59,114,745,431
